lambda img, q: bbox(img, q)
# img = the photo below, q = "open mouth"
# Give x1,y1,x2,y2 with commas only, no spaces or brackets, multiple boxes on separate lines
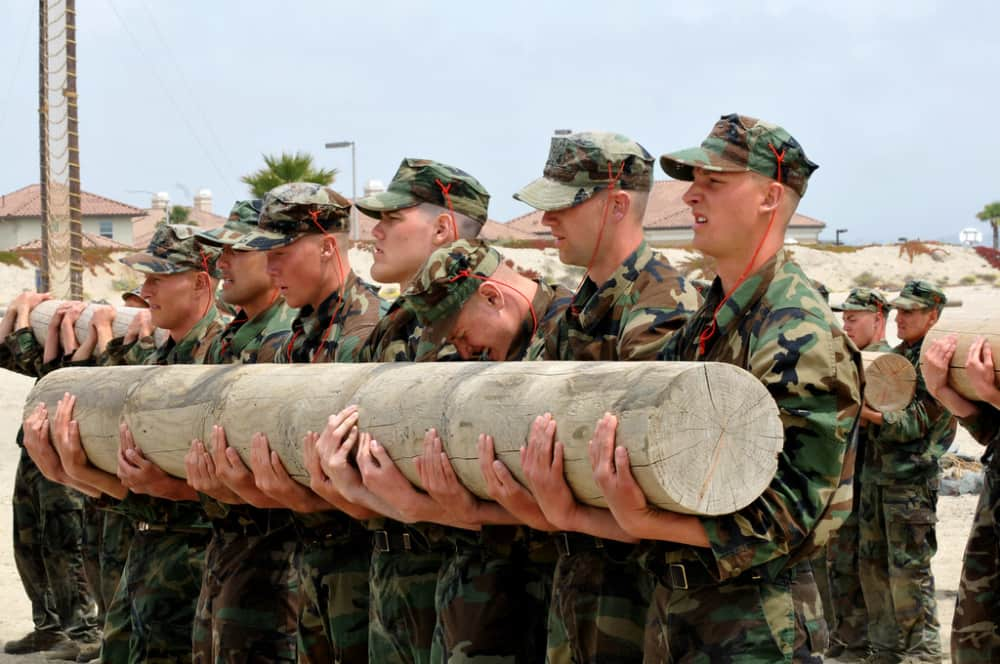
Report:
694,214,708,225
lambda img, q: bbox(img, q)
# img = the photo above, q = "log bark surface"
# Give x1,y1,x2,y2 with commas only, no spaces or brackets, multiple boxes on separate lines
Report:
25,361,785,516
861,351,917,413
29,300,167,347
922,317,1000,402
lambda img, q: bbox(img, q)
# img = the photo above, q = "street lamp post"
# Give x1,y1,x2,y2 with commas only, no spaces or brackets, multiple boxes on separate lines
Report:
835,228,848,246
324,141,358,241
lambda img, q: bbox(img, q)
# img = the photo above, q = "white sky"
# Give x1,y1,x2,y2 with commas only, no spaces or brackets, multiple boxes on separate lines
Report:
1,0,997,244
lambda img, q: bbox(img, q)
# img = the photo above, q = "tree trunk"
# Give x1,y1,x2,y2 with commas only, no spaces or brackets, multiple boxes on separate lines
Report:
29,300,166,347
923,317,1000,402
25,361,785,516
861,351,917,413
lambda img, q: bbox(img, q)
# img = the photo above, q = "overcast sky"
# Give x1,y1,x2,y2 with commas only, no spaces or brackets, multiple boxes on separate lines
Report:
1,0,997,244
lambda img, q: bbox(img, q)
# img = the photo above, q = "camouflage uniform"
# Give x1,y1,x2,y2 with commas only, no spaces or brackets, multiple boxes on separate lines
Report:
5,326,100,654
951,407,1000,663
98,224,225,664
183,201,302,664
641,114,861,662
514,131,699,663
858,281,957,663
815,288,893,658
366,240,571,664
237,183,384,664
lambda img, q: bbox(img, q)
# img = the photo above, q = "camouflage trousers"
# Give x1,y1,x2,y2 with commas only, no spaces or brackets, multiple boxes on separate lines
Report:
644,560,827,662
12,447,99,640
858,481,941,662
369,522,448,664
192,514,298,663
430,526,554,663
119,526,211,663
296,516,371,664
951,462,1000,663
823,490,870,653
84,504,135,618
546,535,653,664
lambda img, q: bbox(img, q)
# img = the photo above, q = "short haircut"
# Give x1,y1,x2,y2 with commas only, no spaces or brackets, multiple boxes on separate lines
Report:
418,202,482,239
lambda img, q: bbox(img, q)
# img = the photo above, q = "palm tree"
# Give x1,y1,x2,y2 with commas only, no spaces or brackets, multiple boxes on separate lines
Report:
976,201,1000,250
241,151,337,198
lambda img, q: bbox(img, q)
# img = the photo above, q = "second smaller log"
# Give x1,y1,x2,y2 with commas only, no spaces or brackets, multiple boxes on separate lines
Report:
862,351,917,413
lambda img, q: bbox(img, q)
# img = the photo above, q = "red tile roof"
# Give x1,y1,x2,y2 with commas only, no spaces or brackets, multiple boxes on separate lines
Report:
506,180,826,236
132,207,228,248
0,184,145,219
12,231,135,251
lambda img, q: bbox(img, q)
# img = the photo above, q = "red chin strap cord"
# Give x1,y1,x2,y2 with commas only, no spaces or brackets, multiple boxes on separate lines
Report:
697,143,786,356
285,210,350,362
435,179,460,241
571,160,626,315
445,269,539,347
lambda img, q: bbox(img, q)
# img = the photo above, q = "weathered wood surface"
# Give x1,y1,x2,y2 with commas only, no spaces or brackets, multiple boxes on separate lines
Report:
861,351,917,413
29,300,167,347
25,361,785,516
922,317,1000,402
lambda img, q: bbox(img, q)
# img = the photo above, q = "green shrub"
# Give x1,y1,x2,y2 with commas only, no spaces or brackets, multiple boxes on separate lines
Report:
959,275,978,286
852,271,878,288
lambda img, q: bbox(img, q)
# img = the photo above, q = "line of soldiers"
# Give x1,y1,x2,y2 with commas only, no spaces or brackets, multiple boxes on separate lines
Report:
0,112,994,663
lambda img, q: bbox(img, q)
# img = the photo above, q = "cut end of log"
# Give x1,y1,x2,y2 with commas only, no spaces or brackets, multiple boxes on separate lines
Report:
862,351,917,413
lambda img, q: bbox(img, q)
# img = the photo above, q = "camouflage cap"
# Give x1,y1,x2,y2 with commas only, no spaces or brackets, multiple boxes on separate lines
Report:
891,280,947,311
401,240,502,343
832,287,890,313
121,286,147,305
196,199,262,247
660,113,819,197
514,131,655,212
355,159,490,225
235,182,351,251
120,223,220,274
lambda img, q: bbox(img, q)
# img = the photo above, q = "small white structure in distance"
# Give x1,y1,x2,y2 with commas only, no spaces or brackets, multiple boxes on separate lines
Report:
959,227,983,246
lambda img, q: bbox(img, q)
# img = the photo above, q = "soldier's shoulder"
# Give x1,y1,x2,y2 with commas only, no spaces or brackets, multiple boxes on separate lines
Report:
632,249,701,312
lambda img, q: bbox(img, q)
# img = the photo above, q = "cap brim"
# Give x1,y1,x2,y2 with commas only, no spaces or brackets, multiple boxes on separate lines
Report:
119,253,188,274
355,190,420,219
659,147,748,181
513,177,594,212
831,303,875,313
233,229,305,252
889,296,929,311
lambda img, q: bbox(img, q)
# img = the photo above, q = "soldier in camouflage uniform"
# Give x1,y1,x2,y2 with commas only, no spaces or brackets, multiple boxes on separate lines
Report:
2,293,101,659
816,288,893,659
493,131,696,663
923,334,1000,663
858,280,957,663
178,200,299,663
229,182,384,664
57,223,226,663
591,114,863,662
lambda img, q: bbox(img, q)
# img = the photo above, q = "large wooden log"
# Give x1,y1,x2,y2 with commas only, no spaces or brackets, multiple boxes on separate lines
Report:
922,316,1000,402
861,351,916,413
24,361,785,516
29,300,167,347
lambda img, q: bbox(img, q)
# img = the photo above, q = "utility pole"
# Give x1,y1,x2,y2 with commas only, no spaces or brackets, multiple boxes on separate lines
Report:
39,0,83,298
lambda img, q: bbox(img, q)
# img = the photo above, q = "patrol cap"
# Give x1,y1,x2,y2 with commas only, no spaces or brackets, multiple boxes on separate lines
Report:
514,131,655,212
401,240,502,344
660,113,819,197
355,159,490,225
831,287,890,313
196,199,262,247
235,182,351,251
891,280,947,311
121,286,147,306
120,223,220,275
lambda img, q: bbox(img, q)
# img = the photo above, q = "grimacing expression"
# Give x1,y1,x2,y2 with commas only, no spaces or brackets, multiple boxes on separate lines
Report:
446,292,512,361
842,311,880,349
140,271,201,330
371,207,440,284
682,169,771,260
217,245,273,307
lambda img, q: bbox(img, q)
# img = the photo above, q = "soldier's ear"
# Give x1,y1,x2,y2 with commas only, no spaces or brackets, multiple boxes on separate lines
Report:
432,213,455,244
760,181,784,214
609,190,630,222
477,282,504,310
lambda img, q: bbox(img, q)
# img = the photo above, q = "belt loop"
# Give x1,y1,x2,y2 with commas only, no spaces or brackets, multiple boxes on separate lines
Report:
560,532,571,557
137,521,150,532
669,563,689,590
374,530,390,552
402,532,412,551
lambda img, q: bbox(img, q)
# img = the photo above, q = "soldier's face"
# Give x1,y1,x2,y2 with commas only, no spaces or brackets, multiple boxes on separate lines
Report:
540,193,606,267
371,208,440,286
141,271,200,330
895,307,938,345
683,169,766,260
447,292,513,361
842,311,880,349
266,235,329,309
217,246,273,307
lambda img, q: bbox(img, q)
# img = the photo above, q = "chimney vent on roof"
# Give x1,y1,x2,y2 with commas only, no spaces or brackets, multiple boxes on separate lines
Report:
364,179,386,197
193,188,212,213
152,192,170,210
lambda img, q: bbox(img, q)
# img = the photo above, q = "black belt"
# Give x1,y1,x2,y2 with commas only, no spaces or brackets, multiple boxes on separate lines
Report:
136,521,210,535
372,524,443,554
294,513,364,546
213,509,292,538
553,532,635,560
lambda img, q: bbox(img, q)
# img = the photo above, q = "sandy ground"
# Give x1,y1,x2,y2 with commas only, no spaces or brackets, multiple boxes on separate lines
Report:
0,244,995,661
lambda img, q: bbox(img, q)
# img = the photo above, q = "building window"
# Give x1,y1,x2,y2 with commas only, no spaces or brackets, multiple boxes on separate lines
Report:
99,220,113,238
